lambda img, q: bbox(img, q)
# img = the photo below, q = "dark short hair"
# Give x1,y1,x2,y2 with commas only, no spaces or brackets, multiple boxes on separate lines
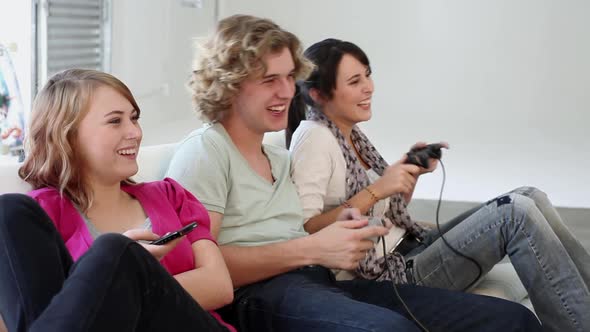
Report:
286,39,370,147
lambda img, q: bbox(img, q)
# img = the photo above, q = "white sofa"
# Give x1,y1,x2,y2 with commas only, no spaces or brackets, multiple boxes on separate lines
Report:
0,136,533,330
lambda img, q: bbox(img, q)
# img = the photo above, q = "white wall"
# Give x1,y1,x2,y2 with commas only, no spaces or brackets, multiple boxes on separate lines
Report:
110,0,215,145
220,0,590,208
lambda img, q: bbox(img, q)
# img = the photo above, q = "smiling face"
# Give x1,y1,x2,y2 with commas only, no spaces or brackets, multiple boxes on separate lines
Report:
229,47,296,136
75,85,142,186
319,53,374,129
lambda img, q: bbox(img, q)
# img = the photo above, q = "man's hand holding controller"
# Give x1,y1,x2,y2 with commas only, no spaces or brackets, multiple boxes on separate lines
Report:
306,209,389,271
339,208,386,244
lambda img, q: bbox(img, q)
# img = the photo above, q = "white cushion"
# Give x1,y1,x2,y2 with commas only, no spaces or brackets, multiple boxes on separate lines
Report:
134,143,177,182
0,161,31,194
471,262,529,302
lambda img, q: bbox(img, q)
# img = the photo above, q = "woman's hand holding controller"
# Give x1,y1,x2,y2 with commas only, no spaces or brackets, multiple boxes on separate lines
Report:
369,159,421,200
406,141,449,174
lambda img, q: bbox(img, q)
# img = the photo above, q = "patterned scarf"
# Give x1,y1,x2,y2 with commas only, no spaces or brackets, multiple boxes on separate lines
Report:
307,108,426,283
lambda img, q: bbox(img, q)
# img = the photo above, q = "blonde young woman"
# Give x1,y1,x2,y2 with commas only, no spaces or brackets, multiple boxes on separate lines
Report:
0,69,235,332
287,38,590,332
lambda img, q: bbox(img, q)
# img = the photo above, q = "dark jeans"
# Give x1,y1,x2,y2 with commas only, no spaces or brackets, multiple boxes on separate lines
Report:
220,265,542,332
0,194,228,332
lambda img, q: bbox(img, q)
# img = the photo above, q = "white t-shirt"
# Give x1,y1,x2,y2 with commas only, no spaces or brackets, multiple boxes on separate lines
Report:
289,120,406,257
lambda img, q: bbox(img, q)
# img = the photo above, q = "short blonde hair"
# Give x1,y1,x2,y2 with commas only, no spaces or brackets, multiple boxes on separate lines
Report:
189,14,313,122
19,69,140,212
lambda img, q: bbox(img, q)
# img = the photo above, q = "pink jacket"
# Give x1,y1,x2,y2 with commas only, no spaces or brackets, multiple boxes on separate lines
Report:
29,177,235,331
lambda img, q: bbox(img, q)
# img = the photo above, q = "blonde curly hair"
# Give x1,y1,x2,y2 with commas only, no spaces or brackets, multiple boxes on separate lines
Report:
19,69,140,212
188,14,313,122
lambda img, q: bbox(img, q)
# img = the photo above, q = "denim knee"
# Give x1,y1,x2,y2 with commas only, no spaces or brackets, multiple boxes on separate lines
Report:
0,193,53,233
74,233,154,284
0,193,40,218
496,301,541,330
361,315,422,332
272,309,421,332
91,233,137,257
512,186,542,194
511,186,549,202
509,192,540,218
0,193,34,205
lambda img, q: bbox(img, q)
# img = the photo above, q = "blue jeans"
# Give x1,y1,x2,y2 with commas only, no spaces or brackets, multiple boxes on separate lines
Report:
408,187,590,332
220,265,541,331
0,194,228,332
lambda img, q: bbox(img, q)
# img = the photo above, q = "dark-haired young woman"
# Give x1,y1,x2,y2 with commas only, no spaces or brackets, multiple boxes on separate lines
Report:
287,38,590,332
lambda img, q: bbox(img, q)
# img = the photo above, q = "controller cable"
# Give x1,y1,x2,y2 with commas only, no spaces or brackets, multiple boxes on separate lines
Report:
380,235,430,332
435,160,483,290
376,159,483,332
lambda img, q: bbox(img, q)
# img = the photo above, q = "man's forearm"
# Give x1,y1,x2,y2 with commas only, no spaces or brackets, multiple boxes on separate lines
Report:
221,236,315,287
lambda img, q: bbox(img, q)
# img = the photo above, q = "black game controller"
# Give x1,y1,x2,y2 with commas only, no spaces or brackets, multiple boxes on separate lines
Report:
405,143,443,169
